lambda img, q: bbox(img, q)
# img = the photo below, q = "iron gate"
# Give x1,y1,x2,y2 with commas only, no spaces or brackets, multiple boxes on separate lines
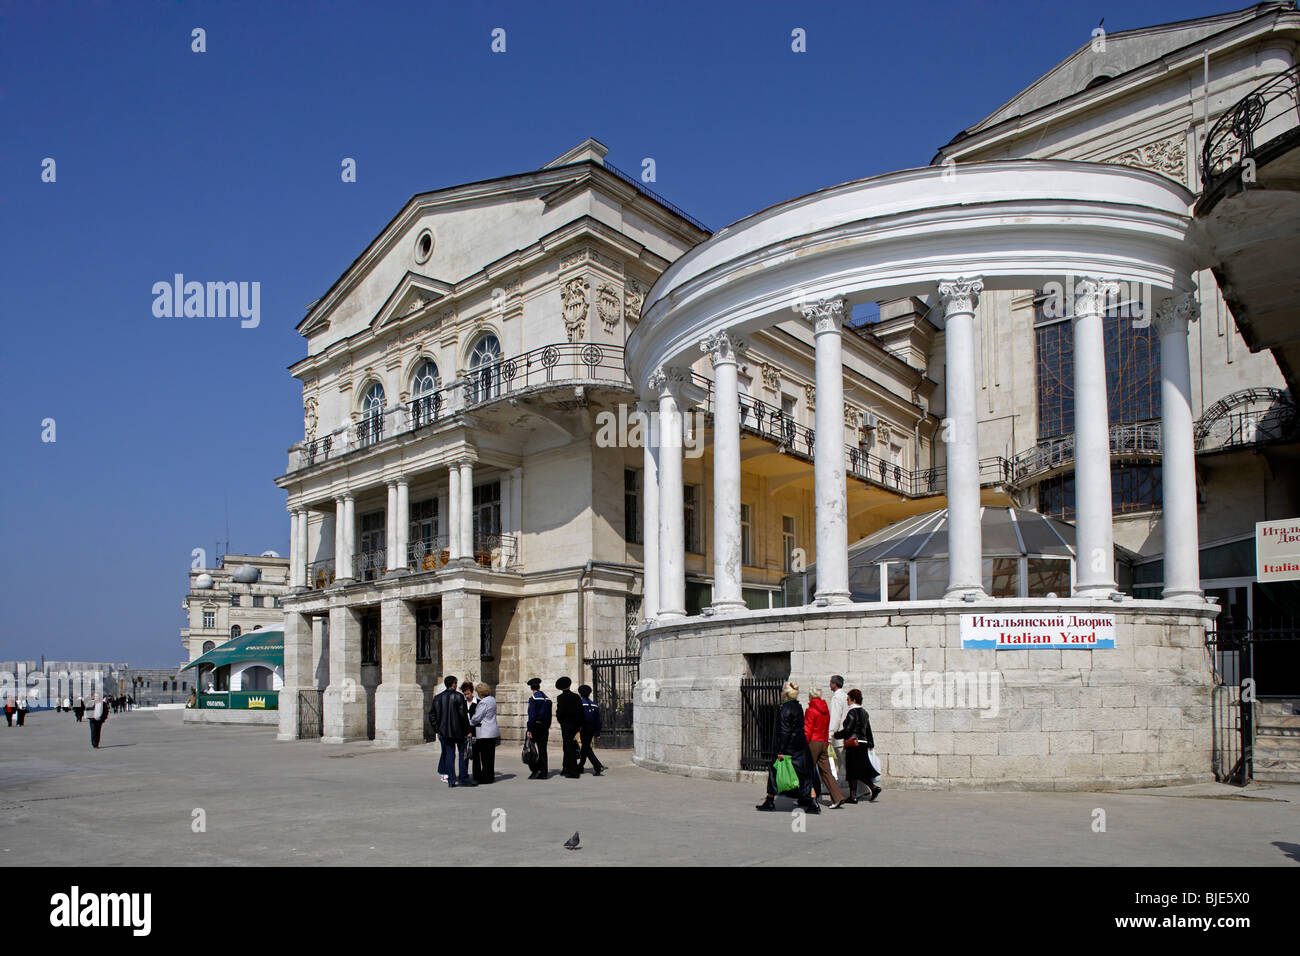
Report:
583,651,638,748
298,689,323,739
740,678,785,771
1206,619,1300,785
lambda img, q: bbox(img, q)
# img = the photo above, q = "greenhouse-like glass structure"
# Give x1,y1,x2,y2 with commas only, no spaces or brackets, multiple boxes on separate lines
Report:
781,507,1135,605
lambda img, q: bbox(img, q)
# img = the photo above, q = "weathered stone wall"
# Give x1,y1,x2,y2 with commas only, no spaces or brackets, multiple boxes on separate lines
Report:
634,599,1217,790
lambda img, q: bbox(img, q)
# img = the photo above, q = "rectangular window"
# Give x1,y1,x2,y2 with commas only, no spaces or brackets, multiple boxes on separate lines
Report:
684,484,701,554
252,595,264,608
361,611,380,665
409,497,439,563
202,610,215,629
416,604,439,663
358,510,386,581
230,593,239,607
472,481,502,545
740,503,753,567
782,515,796,573
625,469,641,544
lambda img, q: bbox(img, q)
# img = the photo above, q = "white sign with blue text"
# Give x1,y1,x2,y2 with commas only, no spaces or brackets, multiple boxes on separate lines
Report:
960,613,1116,650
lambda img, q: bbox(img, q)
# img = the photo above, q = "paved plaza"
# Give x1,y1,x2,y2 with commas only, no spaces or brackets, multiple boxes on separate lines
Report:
1,708,1297,867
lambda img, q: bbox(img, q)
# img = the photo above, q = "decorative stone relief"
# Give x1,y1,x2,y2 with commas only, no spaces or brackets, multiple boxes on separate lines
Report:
761,363,781,391
804,384,816,412
304,397,318,443
877,421,892,447
597,284,620,333
937,277,983,316
699,331,747,365
798,296,847,334
1154,293,1200,336
401,295,429,318
1107,134,1187,184
844,403,860,430
624,278,645,322
561,248,588,269
562,276,590,342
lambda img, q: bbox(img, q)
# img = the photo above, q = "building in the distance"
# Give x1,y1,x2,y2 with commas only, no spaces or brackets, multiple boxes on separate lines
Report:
0,661,124,708
118,666,191,706
181,552,290,683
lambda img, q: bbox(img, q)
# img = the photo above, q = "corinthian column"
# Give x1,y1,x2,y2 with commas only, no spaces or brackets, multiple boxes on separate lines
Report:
701,331,747,612
801,298,850,604
638,400,660,623
652,366,688,619
938,277,985,598
1072,277,1120,597
1156,292,1203,600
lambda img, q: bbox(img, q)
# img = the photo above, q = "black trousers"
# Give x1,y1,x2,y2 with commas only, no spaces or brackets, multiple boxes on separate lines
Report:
15,709,25,726
74,709,84,722
578,726,604,773
473,738,498,782
560,722,582,777
90,719,103,748
529,727,549,776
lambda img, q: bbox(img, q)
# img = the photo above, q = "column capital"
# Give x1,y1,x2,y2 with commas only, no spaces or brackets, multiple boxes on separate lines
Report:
335,492,354,504
648,364,689,395
699,331,747,366
937,276,984,316
395,474,410,487
1072,276,1121,319
798,296,847,335
1154,293,1200,336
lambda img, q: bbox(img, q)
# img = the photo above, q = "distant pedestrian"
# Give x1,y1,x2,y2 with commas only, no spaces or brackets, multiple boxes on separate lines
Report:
73,697,85,722
555,677,583,779
525,677,552,779
16,698,28,727
63,696,72,713
833,689,881,803
576,684,605,776
88,693,108,749
3,699,13,727
804,686,845,809
469,683,499,784
755,681,819,815
430,675,472,788
827,675,849,786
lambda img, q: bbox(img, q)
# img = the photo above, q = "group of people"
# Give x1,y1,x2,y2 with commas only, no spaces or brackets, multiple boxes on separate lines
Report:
756,674,882,815
428,675,606,786
3,693,115,748
3,698,29,726
524,676,604,779
53,693,131,716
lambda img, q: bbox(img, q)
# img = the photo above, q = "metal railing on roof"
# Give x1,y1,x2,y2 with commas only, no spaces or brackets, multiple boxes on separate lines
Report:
602,160,713,233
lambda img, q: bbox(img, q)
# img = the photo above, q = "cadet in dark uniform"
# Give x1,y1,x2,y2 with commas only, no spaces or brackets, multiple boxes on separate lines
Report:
526,677,552,779
555,676,583,778
577,684,605,776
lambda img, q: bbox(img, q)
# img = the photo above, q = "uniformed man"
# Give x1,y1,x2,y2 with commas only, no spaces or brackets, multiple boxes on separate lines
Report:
526,677,552,779
577,684,605,776
555,676,583,778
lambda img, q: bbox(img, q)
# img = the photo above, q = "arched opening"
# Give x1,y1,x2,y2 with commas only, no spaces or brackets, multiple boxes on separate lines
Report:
466,334,502,404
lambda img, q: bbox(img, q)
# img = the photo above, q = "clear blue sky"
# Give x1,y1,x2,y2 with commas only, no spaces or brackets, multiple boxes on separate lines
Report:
0,0,1233,665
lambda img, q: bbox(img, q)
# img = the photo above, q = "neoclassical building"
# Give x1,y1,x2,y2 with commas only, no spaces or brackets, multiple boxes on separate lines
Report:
181,552,290,669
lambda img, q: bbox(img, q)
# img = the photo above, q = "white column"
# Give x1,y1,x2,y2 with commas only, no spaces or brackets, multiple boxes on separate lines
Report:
459,460,474,559
294,508,309,588
652,367,687,619
447,463,462,559
639,400,660,623
802,298,851,604
288,509,302,589
1156,292,1203,600
396,477,410,573
701,332,747,612
1072,277,1119,597
938,278,985,598
385,481,399,572
335,494,355,580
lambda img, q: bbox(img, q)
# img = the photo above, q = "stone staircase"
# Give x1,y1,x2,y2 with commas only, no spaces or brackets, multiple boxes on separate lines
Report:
1254,699,1300,782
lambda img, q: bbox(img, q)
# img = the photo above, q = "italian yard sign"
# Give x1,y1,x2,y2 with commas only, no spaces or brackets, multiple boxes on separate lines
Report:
1257,518,1300,583
961,613,1116,650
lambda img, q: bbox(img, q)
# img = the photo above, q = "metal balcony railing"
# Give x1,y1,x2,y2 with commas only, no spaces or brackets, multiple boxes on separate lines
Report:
354,548,386,582
1196,406,1297,453
1203,65,1300,185
408,536,452,573
1010,421,1162,484
307,559,335,591
289,343,631,472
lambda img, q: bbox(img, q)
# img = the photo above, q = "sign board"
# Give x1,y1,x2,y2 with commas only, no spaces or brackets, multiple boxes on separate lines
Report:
229,691,278,710
961,613,1116,650
1256,518,1300,582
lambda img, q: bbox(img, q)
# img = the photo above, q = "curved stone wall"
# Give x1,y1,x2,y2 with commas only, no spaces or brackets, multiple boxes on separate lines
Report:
633,600,1218,790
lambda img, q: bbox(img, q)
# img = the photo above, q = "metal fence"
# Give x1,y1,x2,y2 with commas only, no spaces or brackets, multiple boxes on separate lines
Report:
583,651,639,748
740,678,785,771
298,689,323,739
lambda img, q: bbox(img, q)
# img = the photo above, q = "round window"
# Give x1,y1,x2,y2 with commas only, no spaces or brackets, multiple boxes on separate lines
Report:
414,228,434,264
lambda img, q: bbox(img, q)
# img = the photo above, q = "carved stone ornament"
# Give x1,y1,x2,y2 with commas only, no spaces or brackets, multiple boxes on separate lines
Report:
937,277,984,316
401,295,429,318
1108,134,1187,183
624,278,645,322
561,248,588,269
761,363,781,391
304,397,319,443
804,383,816,412
699,331,747,365
844,403,860,430
648,365,687,393
562,276,590,342
799,296,847,334
877,421,892,447
1154,293,1200,336
597,284,621,333
1073,277,1121,318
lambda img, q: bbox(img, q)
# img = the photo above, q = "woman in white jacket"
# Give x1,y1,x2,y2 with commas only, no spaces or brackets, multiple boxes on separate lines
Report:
469,683,500,784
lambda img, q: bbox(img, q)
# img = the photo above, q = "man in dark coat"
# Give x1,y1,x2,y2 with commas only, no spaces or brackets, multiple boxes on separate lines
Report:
555,676,584,779
525,678,552,779
88,693,108,749
576,684,605,776
430,675,473,787
756,683,819,814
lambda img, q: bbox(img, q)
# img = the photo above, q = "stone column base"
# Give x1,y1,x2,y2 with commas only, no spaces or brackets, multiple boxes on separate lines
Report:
276,687,305,741
373,682,427,748
322,683,368,743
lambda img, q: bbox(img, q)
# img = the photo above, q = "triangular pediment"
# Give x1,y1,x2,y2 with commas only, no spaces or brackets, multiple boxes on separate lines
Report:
370,273,454,332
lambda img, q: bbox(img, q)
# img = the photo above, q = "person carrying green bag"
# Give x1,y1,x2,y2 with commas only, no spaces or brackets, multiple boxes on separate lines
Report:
755,681,821,814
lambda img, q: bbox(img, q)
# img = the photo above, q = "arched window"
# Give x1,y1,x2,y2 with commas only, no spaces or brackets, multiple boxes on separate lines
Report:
412,359,439,396
467,334,502,404
202,641,215,653
230,625,241,640
359,381,386,445
410,359,443,427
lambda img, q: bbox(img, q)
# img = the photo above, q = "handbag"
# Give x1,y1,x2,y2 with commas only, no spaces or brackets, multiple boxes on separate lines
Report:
773,754,800,793
522,736,538,768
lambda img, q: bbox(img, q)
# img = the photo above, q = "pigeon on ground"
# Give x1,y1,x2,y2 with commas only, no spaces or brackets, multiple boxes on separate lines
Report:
563,831,581,850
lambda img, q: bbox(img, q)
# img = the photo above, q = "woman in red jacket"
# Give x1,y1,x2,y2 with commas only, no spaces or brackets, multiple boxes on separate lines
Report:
804,687,846,809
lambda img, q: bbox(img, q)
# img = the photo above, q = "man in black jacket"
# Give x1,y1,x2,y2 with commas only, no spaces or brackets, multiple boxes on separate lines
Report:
430,675,473,787
555,676,584,779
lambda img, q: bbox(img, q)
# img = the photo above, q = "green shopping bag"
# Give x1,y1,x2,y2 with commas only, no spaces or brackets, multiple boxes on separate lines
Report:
773,754,799,793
